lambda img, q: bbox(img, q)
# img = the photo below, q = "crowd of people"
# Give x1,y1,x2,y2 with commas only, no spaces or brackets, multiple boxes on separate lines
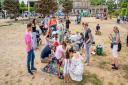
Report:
24,15,128,83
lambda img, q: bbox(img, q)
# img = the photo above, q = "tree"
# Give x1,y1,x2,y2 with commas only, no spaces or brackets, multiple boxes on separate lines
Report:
118,0,128,16
57,0,64,5
90,0,106,5
3,0,19,20
62,0,73,15
19,1,26,13
36,0,58,16
0,2,1,10
106,0,117,14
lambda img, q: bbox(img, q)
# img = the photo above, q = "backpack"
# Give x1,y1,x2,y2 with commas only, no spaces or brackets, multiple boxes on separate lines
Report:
84,28,95,44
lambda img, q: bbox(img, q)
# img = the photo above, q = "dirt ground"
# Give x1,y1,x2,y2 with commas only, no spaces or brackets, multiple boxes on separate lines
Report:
0,17,128,85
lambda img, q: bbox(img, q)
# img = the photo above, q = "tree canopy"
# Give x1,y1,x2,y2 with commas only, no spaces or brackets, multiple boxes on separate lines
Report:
90,0,106,5
3,0,19,20
62,0,73,15
36,0,58,16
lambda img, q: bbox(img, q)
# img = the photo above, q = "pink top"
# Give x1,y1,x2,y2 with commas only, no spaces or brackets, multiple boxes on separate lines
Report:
55,45,64,59
25,31,32,52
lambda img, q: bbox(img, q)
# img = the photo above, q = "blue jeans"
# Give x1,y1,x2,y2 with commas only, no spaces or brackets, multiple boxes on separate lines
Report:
27,49,35,71
51,24,57,31
84,43,91,64
32,32,37,49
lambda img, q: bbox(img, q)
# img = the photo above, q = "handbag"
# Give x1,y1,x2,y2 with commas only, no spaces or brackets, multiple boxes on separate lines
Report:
111,43,113,49
118,42,122,52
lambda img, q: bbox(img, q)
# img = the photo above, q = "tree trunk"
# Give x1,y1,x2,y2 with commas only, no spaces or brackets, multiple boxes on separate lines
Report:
14,14,18,21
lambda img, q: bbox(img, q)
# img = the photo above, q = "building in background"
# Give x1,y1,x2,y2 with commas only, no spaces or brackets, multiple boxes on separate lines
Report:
72,0,90,15
72,0,108,17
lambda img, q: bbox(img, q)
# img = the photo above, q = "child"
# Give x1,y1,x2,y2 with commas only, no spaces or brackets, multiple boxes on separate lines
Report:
69,47,84,82
95,24,101,35
55,41,67,78
63,49,71,83
24,23,37,75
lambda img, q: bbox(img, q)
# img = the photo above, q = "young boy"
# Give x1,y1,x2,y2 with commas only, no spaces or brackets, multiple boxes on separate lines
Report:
95,24,101,35
25,23,37,75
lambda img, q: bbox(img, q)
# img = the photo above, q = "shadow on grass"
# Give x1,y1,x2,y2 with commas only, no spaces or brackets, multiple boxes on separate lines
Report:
60,71,103,85
122,64,128,79
98,61,110,70
0,23,12,27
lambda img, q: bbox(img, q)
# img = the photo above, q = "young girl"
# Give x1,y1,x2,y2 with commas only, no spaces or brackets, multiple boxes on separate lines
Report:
69,47,84,81
109,26,120,70
63,49,71,83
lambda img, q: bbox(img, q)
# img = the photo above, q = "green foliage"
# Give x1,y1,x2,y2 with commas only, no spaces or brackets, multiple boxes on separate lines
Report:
118,0,128,16
19,1,27,13
0,2,1,10
3,0,19,20
121,2,128,8
120,83,124,85
112,10,121,17
108,82,113,85
36,0,58,16
71,71,103,85
90,0,106,5
62,0,73,15
106,0,117,14
57,0,64,5
98,61,110,70
20,1,26,8
19,7,35,13
120,8,127,16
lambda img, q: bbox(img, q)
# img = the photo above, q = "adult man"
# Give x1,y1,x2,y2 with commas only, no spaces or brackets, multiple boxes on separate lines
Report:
41,45,52,63
83,23,93,65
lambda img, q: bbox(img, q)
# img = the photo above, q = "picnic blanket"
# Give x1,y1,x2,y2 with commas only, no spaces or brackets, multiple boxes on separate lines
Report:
42,58,64,79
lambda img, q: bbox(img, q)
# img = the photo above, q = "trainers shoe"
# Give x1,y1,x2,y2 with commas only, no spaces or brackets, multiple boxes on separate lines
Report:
112,66,118,70
111,64,115,67
31,67,37,71
28,71,33,75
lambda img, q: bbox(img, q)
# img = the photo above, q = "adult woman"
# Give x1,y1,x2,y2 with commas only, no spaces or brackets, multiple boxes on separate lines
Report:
83,23,93,65
109,26,120,70
32,19,37,49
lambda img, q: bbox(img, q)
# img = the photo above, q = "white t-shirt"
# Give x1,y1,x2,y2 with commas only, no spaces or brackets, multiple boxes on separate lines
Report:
55,45,64,59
